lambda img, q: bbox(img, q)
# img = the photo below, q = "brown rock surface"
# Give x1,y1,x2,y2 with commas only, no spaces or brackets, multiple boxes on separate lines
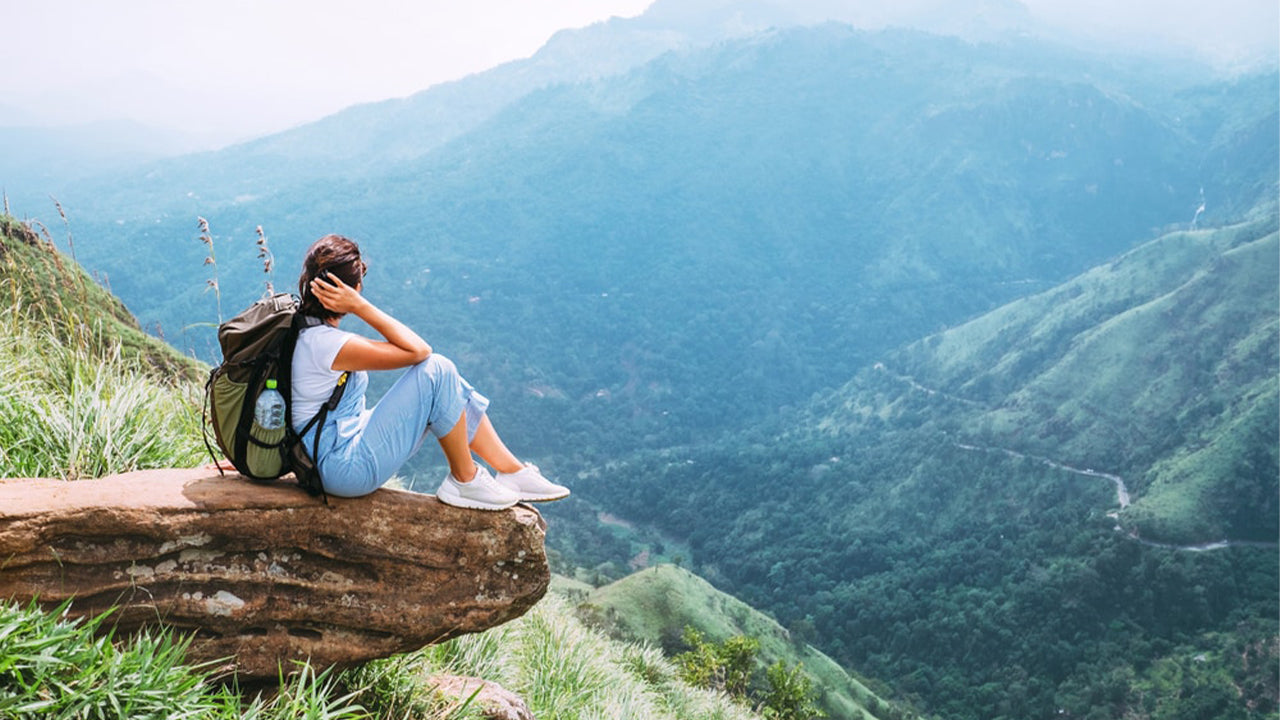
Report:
0,467,549,680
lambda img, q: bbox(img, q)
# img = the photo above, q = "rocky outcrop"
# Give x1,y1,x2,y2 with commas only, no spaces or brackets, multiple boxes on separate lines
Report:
430,674,535,720
0,468,549,680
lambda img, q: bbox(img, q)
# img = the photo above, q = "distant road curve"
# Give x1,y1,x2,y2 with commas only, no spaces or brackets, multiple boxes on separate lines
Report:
953,442,1278,553
877,363,1278,552
954,442,1130,507
872,363,989,409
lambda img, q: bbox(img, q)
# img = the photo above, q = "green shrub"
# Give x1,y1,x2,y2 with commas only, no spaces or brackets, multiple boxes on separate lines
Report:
675,626,760,698
761,661,826,720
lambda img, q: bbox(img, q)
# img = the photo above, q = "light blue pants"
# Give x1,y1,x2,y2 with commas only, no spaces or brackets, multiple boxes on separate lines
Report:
313,354,489,498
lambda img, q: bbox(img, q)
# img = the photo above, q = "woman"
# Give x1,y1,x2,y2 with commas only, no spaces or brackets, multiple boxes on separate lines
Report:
291,233,569,510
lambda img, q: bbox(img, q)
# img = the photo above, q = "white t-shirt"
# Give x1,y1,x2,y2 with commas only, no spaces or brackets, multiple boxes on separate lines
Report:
291,324,361,430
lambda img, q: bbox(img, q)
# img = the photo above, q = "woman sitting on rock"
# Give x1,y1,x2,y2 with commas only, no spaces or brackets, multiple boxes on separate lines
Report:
291,233,568,510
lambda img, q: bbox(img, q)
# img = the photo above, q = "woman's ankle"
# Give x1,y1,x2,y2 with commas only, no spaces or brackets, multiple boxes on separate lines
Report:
493,460,524,474
452,463,479,483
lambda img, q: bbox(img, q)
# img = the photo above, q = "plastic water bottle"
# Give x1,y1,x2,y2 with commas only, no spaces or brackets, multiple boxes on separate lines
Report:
254,378,286,429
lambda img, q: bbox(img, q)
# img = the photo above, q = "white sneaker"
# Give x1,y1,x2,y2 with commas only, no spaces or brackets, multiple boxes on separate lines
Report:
495,463,570,502
436,466,519,511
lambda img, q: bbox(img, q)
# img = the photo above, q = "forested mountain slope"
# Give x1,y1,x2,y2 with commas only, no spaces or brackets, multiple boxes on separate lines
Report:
579,563,898,720
825,213,1279,543
597,212,1279,719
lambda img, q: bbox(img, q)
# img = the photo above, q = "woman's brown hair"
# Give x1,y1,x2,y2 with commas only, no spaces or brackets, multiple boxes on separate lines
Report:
298,234,367,321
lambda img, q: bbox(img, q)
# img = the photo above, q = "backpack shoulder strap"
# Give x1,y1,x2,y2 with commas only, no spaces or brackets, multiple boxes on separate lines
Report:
293,370,351,504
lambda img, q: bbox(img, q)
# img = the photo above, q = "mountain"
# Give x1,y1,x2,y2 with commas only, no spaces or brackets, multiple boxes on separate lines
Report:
0,0,1048,213
0,119,217,212
16,9,1277,718
596,210,1279,718
877,215,1279,544
48,25,1275,474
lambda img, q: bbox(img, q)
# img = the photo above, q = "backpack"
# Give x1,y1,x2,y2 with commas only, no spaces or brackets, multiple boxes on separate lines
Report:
202,292,348,499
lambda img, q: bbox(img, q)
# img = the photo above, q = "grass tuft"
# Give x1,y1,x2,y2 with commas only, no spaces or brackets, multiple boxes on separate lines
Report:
0,303,206,479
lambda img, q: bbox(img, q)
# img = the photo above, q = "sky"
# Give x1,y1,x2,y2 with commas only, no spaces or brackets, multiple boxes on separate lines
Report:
1,0,654,144
1,0,1276,148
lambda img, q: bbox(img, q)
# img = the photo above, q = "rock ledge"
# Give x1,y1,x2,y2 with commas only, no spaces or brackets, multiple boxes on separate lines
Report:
0,468,549,680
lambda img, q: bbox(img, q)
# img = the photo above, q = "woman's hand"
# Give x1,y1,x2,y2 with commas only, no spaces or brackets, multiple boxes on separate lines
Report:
313,271,433,371
310,274,368,315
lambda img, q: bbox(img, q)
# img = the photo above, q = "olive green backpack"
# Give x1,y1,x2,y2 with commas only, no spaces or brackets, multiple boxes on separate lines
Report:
203,293,347,498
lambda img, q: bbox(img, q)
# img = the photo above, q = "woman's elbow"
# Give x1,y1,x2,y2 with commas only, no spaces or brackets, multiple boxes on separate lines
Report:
414,343,432,364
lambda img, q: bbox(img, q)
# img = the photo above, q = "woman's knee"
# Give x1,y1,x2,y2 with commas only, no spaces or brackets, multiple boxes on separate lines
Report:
411,354,466,401
414,353,459,382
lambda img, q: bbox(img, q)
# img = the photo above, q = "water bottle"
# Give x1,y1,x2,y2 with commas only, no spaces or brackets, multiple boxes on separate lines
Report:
254,378,286,429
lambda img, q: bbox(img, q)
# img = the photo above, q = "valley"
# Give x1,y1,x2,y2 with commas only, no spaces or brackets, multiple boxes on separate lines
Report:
2,3,1276,717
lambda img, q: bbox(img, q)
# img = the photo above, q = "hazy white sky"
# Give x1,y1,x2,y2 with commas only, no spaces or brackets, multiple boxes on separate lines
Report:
1,0,654,142
2,0,1275,146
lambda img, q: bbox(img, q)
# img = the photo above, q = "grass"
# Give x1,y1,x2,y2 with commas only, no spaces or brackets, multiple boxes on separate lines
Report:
0,592,769,720
0,304,208,479
1,213,209,479
0,600,383,720
422,592,763,720
0,601,219,719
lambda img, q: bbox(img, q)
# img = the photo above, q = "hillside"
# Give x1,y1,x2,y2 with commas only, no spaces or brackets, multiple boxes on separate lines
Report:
578,564,900,720
597,211,1280,718
0,214,208,479
0,213,200,379
835,213,1280,543
0,213,787,720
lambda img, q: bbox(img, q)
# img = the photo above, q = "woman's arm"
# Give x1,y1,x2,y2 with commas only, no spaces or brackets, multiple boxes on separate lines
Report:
309,274,432,371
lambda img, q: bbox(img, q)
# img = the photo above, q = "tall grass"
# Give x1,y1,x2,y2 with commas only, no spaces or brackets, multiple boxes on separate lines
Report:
421,594,763,720
0,601,378,720
0,303,207,479
0,592,762,720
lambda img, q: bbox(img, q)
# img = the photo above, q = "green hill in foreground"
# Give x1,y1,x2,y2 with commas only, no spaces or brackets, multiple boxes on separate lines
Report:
0,214,207,479
572,564,901,720
0,213,200,380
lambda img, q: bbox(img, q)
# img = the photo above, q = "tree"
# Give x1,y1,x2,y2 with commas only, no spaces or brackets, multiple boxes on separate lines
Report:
761,660,825,720
674,626,760,698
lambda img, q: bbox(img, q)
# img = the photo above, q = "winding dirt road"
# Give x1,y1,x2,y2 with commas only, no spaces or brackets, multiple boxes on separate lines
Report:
877,363,1277,553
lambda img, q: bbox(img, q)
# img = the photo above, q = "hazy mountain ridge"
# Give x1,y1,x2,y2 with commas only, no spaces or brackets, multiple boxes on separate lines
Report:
50,25,1270,474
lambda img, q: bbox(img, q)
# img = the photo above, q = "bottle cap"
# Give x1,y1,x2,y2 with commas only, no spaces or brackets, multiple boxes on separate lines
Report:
265,379,277,390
